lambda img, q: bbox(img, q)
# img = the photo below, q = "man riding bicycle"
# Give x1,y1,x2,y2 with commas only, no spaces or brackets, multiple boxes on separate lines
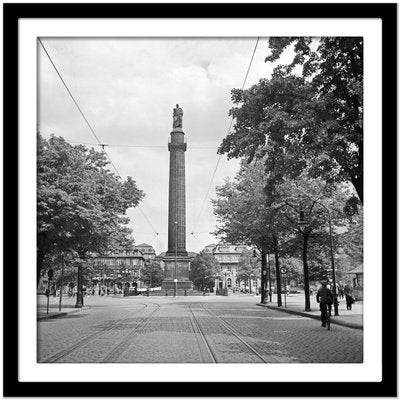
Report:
316,281,333,327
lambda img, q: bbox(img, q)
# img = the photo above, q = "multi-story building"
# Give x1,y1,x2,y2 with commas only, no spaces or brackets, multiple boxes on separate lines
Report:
134,243,156,261
92,244,156,293
203,243,258,293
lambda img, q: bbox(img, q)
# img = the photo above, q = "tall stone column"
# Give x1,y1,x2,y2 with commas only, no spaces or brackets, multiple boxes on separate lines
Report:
166,128,187,256
162,105,192,291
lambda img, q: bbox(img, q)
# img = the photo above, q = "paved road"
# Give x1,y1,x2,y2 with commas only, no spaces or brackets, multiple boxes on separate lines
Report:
37,295,363,363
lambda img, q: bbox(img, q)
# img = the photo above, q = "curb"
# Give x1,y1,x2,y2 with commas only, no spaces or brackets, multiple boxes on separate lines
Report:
256,303,363,330
37,306,90,321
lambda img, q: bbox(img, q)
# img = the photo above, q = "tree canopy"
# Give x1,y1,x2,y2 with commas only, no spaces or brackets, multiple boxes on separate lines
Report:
189,251,220,291
212,160,276,252
140,260,164,288
218,37,363,204
236,249,260,283
212,154,358,307
37,133,145,283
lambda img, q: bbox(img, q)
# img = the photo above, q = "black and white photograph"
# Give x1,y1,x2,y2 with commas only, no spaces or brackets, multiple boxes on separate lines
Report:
36,36,364,365
4,2,396,397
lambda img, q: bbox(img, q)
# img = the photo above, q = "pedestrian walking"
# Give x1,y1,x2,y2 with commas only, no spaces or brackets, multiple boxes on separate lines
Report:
344,281,354,310
338,281,345,299
316,281,333,328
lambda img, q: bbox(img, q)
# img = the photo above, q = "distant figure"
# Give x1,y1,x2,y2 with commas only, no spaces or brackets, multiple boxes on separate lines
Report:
173,104,183,128
338,281,345,299
344,281,354,310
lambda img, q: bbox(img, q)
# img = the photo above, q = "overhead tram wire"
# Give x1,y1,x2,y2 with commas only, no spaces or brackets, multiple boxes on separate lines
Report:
191,37,260,235
38,38,159,239
138,206,158,235
38,38,121,178
148,233,160,244
66,139,217,150
190,232,205,247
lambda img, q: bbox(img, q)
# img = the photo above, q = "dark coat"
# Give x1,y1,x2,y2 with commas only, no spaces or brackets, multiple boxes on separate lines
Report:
316,285,333,305
344,284,353,296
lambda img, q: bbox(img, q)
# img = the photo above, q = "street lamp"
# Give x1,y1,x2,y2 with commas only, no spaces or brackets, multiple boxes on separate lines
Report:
297,205,311,312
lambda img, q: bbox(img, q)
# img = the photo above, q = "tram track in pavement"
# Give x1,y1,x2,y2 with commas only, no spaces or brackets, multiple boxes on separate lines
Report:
101,303,161,362
189,303,274,363
42,303,153,363
188,304,217,363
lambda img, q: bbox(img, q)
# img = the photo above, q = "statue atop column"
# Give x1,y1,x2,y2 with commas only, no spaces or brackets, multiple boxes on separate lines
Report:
173,104,183,129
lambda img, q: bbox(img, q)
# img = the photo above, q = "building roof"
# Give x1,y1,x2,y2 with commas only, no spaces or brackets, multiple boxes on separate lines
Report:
100,250,145,258
135,243,153,248
347,265,363,274
214,243,248,254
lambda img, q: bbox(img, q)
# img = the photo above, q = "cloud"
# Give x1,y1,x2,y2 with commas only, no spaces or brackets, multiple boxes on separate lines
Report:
38,37,271,254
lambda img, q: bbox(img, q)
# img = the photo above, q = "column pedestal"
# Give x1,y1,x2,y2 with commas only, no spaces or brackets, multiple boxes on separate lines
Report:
161,256,192,290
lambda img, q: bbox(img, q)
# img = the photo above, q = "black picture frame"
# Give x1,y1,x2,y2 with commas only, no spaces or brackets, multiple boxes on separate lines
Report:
3,2,397,397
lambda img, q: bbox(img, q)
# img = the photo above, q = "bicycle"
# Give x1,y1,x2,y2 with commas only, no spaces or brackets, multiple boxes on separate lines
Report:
320,302,332,331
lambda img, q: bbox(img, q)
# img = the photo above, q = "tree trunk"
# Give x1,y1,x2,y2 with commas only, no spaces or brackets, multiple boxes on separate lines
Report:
274,251,282,307
302,233,311,311
261,250,267,303
350,133,363,204
351,175,363,205
37,247,46,286
75,263,84,308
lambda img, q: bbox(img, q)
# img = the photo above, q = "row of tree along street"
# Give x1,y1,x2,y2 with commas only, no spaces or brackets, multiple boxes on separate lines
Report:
37,134,145,305
212,37,363,310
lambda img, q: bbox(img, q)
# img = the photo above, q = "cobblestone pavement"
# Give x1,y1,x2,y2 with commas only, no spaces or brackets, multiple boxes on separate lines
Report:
37,295,363,363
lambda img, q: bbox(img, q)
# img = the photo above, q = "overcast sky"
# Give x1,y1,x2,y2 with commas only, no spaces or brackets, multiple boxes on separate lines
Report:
38,37,295,255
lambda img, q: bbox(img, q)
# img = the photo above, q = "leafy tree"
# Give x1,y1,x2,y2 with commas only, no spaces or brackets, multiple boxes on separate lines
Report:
212,160,289,305
236,249,260,292
140,260,164,288
37,133,144,285
213,155,355,310
189,251,220,291
219,37,363,203
274,173,356,308
334,208,363,280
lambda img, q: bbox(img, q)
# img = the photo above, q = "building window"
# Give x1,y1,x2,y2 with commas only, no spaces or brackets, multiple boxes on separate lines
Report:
227,278,232,288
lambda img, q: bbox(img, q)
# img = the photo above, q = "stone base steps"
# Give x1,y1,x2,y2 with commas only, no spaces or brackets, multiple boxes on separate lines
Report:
145,290,209,297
